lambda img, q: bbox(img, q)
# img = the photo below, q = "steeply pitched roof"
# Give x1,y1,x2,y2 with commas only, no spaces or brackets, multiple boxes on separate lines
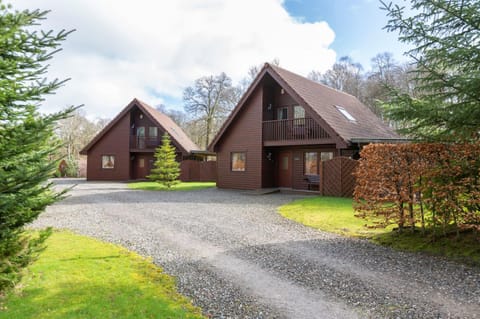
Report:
209,63,401,150
80,98,199,155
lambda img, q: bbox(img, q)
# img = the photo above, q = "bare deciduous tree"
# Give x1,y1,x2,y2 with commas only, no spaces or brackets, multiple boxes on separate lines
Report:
56,108,108,160
183,72,240,148
317,56,364,98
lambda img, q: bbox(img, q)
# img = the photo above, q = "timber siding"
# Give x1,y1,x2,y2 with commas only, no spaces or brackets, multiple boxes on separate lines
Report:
86,111,131,181
216,87,263,189
81,98,206,181
209,63,403,195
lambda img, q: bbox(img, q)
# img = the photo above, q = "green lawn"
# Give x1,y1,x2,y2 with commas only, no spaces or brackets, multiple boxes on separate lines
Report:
278,196,391,237
0,231,205,319
279,196,480,265
128,181,216,191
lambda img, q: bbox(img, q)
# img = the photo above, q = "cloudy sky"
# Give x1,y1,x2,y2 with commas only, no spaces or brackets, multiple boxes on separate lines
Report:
11,0,409,120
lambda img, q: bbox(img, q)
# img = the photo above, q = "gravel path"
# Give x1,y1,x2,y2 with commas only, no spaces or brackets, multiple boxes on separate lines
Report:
31,179,480,318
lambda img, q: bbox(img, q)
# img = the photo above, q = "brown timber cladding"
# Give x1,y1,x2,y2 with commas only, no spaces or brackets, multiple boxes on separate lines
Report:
216,87,263,189
86,112,131,180
180,160,217,182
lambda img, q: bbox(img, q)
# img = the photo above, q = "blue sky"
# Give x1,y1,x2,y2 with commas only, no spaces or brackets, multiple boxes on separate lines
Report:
12,0,411,119
283,0,410,69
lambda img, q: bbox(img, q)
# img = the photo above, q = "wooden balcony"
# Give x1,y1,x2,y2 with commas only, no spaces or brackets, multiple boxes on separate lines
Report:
130,136,160,151
262,118,334,146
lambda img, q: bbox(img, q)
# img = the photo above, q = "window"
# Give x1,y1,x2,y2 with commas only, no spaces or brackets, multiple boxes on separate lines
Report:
335,105,356,122
304,151,333,175
231,152,246,171
277,107,288,120
281,155,289,170
102,155,115,169
321,152,334,162
304,152,318,175
294,105,305,126
139,158,145,168
149,127,158,137
137,126,145,137
294,106,305,119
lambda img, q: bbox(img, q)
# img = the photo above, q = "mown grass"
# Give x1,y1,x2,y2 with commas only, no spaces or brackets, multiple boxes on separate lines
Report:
0,231,205,319
279,196,480,265
278,196,392,237
128,181,216,191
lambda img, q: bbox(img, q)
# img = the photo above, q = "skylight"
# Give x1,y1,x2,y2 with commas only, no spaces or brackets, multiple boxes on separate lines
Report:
335,105,356,122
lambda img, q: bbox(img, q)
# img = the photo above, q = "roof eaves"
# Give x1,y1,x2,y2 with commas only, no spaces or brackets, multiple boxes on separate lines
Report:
265,66,349,149
79,98,138,154
208,63,271,151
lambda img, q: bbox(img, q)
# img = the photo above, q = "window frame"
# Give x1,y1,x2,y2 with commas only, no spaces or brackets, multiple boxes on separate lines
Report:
231,152,246,172
149,126,158,138
304,151,334,176
304,152,318,175
101,155,115,169
335,105,356,122
277,107,288,120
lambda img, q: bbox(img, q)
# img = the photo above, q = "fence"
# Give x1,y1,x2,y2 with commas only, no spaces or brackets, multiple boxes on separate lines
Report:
320,157,358,197
180,160,217,182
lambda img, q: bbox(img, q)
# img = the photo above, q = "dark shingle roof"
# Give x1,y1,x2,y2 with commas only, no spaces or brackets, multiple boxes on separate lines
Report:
134,99,199,153
269,64,400,142
80,98,199,155
209,63,401,150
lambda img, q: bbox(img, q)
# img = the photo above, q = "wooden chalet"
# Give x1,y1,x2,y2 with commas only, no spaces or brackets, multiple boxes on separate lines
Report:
209,63,402,193
80,98,214,181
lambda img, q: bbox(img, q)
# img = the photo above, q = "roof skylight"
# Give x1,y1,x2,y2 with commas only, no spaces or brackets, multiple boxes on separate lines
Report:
335,105,356,122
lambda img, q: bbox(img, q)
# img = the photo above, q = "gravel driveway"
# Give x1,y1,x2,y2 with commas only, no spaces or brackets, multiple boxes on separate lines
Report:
31,179,480,318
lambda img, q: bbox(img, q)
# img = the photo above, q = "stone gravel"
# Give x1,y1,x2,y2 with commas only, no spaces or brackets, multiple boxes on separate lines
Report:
30,179,480,318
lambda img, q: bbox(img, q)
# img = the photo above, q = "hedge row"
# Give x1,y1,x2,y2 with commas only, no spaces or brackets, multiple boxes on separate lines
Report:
354,143,480,236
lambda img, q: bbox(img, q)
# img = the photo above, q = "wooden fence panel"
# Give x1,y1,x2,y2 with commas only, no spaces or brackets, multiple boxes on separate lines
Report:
321,157,358,197
180,160,217,182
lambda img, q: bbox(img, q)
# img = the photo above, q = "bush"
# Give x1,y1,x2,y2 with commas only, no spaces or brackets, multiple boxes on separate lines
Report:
354,143,480,237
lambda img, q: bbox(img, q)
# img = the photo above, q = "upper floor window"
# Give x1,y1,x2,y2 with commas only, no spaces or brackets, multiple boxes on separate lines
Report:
149,126,158,137
294,105,305,119
294,105,305,125
277,107,288,120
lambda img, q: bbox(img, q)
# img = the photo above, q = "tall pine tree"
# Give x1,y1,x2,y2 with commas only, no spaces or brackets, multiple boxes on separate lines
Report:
381,0,480,141
0,2,74,292
148,133,180,188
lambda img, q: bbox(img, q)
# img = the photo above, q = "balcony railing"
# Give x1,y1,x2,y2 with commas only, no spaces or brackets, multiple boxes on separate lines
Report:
262,118,330,142
130,136,160,150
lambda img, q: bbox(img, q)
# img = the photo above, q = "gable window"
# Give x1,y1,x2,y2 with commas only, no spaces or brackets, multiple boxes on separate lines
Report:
102,155,115,169
277,107,288,120
335,105,356,122
231,152,246,171
294,105,305,126
149,126,158,137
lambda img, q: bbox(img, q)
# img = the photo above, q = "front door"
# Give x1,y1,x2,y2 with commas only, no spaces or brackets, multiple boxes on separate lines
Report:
278,151,292,188
135,155,147,179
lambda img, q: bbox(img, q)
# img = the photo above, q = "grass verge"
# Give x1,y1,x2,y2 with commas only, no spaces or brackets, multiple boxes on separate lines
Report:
0,231,205,319
279,196,480,265
278,196,391,237
128,181,216,191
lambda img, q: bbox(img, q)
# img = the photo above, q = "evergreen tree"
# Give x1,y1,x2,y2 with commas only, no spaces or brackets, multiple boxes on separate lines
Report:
381,0,480,141
0,2,74,292
148,133,180,188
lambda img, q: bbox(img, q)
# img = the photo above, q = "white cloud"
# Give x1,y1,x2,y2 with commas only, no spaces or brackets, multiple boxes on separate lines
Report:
10,0,336,119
